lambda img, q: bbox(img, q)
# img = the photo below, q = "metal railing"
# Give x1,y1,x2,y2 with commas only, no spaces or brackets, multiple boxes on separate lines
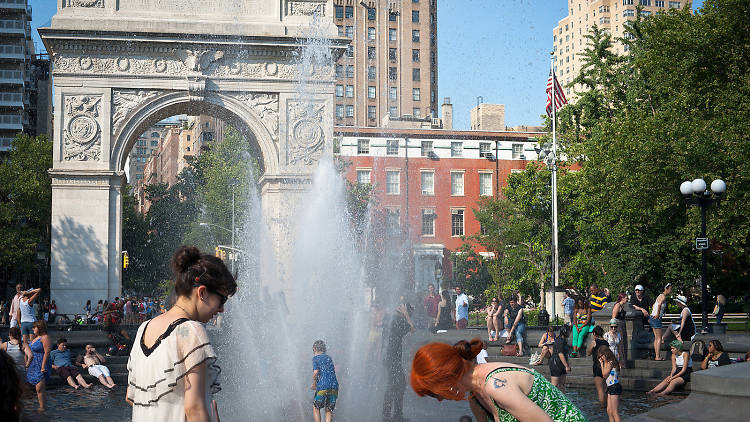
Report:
0,44,24,56
0,114,22,124
0,69,23,81
0,92,22,103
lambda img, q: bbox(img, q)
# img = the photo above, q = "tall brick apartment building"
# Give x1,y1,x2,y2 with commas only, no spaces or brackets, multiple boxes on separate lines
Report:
333,0,438,127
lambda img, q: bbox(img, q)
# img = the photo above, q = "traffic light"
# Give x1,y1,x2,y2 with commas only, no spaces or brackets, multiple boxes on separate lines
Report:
122,251,129,269
220,249,226,261
215,247,221,258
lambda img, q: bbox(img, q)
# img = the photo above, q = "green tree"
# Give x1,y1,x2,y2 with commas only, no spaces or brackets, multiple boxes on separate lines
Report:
0,135,52,288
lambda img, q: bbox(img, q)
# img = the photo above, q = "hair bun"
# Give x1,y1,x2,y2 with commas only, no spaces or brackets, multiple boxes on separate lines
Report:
171,245,201,273
453,338,484,361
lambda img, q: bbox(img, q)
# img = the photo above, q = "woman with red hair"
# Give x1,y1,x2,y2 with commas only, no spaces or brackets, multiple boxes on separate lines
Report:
411,338,585,422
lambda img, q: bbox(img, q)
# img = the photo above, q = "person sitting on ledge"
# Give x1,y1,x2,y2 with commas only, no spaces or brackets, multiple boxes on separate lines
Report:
50,338,92,390
700,340,731,370
646,340,691,399
80,344,116,388
533,326,556,365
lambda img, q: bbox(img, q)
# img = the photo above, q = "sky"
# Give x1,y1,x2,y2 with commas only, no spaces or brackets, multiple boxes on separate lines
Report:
29,0,704,130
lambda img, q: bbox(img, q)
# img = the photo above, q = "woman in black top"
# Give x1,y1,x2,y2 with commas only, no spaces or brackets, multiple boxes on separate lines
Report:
586,325,609,407
435,290,454,331
549,325,572,392
701,340,731,369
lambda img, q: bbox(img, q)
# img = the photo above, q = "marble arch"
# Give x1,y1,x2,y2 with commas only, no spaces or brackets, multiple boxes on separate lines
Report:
40,0,344,313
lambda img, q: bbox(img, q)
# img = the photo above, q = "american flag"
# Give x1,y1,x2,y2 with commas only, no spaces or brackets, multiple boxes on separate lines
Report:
546,71,568,117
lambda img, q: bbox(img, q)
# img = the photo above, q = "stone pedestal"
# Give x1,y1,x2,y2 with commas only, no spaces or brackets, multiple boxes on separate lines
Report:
50,170,124,314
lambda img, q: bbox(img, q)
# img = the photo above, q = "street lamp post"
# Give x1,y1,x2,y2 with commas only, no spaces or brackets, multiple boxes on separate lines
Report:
534,142,558,322
679,177,726,333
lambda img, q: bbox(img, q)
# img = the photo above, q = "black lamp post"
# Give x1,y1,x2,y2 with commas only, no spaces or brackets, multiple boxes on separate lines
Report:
679,177,726,333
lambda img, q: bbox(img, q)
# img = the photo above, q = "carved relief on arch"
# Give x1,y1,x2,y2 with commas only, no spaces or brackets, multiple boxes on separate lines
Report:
65,0,104,7
286,100,326,166
227,92,280,142
111,90,161,136
63,95,102,161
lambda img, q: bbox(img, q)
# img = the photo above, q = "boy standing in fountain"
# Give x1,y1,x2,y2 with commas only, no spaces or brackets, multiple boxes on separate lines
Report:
311,340,339,422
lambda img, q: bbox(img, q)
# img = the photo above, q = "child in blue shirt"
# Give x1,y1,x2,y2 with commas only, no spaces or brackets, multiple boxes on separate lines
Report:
311,340,338,422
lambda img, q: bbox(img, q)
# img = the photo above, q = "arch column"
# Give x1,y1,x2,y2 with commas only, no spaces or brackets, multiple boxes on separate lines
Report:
49,170,124,313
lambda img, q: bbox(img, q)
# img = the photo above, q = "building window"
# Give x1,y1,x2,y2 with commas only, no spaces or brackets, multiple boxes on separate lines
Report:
412,49,420,61
412,30,420,42
368,66,376,80
357,139,369,155
451,141,463,157
389,87,397,100
368,106,376,120
368,27,376,40
668,1,680,7
386,208,401,234
335,64,343,77
421,141,433,156
335,85,344,97
655,0,664,6
389,28,397,41
623,0,634,4
479,172,493,196
346,44,354,57
412,88,421,101
335,5,343,19
421,171,434,195
639,0,650,5
389,11,397,21
357,169,371,184
451,171,464,196
335,104,344,118
421,209,435,236
451,209,464,237
412,68,420,81
479,142,492,158
412,10,419,22
386,139,399,155
641,10,652,16
345,85,354,97
367,7,376,20
389,47,397,61
368,86,376,99
346,65,354,78
512,144,524,159
386,170,400,195
389,67,397,80
368,46,376,60
389,106,398,117
413,107,422,118
346,105,354,117
337,25,344,36
151,140,158,147
345,26,353,38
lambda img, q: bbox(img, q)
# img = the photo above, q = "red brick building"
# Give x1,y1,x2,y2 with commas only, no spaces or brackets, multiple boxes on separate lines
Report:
335,125,545,289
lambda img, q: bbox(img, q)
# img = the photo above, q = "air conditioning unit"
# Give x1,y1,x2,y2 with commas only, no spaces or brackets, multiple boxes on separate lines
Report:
484,153,496,161
431,118,442,128
428,151,439,160
520,154,526,160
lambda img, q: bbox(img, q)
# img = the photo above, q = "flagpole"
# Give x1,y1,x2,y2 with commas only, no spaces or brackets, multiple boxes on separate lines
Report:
550,55,560,324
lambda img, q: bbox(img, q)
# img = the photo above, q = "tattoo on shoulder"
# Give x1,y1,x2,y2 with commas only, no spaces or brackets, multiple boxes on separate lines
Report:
491,377,507,389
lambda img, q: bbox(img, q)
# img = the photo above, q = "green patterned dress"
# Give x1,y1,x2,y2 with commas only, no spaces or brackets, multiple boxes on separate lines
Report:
469,367,587,422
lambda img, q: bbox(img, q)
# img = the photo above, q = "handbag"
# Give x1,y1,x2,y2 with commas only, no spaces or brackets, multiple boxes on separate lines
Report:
501,343,519,356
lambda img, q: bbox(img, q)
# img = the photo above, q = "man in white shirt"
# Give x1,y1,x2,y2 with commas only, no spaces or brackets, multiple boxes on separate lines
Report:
8,283,23,328
454,286,469,330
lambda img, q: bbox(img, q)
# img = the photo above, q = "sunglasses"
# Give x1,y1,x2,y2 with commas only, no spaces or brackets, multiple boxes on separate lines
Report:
193,283,229,307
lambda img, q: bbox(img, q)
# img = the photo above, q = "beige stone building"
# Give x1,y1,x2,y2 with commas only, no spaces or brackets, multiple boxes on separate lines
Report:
553,0,685,100
333,0,438,127
470,103,505,131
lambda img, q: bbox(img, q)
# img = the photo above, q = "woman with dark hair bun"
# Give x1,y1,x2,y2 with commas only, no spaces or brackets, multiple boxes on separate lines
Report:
411,337,586,422
127,245,237,422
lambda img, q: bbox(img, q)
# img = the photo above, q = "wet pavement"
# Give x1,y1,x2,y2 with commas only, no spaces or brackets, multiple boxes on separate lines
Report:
23,384,677,421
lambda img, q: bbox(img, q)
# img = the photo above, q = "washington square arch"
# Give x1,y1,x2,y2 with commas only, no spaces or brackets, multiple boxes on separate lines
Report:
40,0,345,313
